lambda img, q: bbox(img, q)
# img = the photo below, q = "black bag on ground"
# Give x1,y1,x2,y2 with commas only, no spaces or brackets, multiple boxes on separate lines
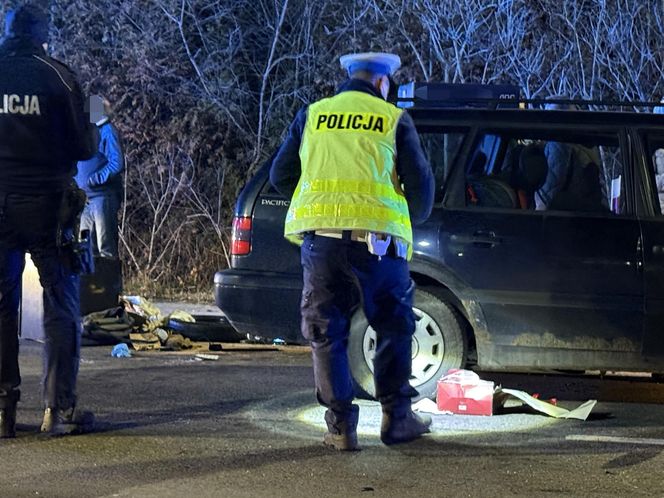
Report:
80,256,122,315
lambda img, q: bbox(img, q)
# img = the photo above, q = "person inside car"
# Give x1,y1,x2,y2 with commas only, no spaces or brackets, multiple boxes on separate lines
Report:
654,101,664,213
535,99,603,212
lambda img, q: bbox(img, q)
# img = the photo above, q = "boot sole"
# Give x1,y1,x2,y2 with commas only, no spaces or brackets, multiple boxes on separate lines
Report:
41,424,94,437
380,426,431,445
323,432,360,451
41,414,95,436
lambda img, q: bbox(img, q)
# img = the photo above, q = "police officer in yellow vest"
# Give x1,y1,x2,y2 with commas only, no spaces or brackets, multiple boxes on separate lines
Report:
270,52,434,450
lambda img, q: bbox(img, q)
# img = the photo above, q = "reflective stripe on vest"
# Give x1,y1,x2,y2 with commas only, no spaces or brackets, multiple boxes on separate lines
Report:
284,90,413,258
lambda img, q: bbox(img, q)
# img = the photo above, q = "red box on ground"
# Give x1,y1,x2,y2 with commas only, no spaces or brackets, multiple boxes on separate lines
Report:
436,371,495,416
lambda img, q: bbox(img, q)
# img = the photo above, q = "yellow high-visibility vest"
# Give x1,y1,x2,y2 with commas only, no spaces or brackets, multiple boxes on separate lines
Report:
284,90,413,259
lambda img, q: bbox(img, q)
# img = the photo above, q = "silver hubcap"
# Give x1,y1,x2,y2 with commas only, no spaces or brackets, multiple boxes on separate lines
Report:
362,307,445,389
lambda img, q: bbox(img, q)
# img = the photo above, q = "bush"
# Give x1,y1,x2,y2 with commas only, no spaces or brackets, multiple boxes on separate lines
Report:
1,0,662,296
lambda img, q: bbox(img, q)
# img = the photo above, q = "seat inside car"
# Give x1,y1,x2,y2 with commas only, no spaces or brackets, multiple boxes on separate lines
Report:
466,143,519,209
466,175,519,209
514,143,548,209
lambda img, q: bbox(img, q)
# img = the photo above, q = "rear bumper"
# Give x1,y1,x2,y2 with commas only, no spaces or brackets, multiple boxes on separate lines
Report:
214,269,303,343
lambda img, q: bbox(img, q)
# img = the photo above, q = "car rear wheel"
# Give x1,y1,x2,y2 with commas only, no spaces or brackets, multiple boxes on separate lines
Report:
348,287,466,401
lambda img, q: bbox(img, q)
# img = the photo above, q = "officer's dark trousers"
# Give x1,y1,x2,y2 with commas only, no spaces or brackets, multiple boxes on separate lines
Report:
0,193,81,410
300,233,417,422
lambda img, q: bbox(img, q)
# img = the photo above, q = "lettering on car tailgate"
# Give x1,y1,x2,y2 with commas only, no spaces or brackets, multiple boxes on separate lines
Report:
261,198,290,207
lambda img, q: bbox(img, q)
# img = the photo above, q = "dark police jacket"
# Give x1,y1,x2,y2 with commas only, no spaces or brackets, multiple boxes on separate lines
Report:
0,37,95,194
75,120,124,199
270,79,434,225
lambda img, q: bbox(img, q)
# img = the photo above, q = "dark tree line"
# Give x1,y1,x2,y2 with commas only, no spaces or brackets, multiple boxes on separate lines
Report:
1,0,662,297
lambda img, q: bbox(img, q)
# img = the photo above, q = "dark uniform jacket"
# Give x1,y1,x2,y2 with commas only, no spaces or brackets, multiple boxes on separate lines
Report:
270,79,434,225
0,36,95,194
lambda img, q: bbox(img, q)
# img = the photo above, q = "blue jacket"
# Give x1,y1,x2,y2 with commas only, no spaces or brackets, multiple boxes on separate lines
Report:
270,79,434,225
0,37,95,194
75,120,124,198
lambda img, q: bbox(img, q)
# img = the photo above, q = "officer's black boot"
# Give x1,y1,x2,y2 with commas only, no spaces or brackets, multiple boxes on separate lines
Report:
40,406,95,436
380,407,431,445
0,404,17,439
323,404,360,451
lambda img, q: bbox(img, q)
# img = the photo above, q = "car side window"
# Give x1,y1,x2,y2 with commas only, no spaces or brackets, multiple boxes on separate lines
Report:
419,130,467,202
258,131,466,199
457,129,627,215
258,151,284,196
644,134,664,216
263,182,280,195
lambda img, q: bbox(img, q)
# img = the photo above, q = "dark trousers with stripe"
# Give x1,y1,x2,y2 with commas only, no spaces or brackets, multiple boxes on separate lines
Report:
300,232,417,422
0,192,81,410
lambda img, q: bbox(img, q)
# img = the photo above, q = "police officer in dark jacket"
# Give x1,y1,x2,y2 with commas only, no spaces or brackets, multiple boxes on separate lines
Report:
270,52,434,450
75,95,124,258
0,4,96,437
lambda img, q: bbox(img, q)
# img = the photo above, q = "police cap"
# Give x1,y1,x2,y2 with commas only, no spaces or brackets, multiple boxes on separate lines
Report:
4,4,49,44
654,97,664,115
339,52,401,77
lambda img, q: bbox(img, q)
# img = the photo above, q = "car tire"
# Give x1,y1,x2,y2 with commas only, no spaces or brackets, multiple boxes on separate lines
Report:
348,286,466,401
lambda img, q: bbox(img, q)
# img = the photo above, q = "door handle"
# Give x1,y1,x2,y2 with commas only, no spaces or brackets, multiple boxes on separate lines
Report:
451,231,501,248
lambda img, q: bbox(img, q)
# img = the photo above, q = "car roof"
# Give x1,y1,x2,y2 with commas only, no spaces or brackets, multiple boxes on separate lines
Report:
407,107,664,129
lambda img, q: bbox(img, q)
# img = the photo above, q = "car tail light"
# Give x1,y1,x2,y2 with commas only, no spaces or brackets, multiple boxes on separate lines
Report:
231,216,252,255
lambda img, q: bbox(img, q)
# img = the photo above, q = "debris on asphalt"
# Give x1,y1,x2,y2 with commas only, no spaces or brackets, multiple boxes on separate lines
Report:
415,368,597,421
122,296,165,326
416,392,596,421
168,310,196,323
495,388,597,420
111,343,132,358
82,296,311,357
82,295,241,353
129,332,161,351
194,354,219,361
155,328,169,343
163,333,193,351
82,307,135,343
437,369,495,415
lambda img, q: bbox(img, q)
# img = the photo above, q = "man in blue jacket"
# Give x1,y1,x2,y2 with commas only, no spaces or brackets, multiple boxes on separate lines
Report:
76,95,124,258
0,4,96,437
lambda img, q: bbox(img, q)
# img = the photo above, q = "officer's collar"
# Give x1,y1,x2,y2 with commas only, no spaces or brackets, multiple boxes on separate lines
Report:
0,36,45,56
337,78,383,99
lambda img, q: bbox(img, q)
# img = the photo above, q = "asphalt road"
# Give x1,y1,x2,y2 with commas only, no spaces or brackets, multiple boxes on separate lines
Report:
3,340,664,498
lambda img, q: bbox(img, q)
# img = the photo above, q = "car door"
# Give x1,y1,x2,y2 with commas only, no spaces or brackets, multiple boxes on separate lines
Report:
635,129,664,360
439,123,644,371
